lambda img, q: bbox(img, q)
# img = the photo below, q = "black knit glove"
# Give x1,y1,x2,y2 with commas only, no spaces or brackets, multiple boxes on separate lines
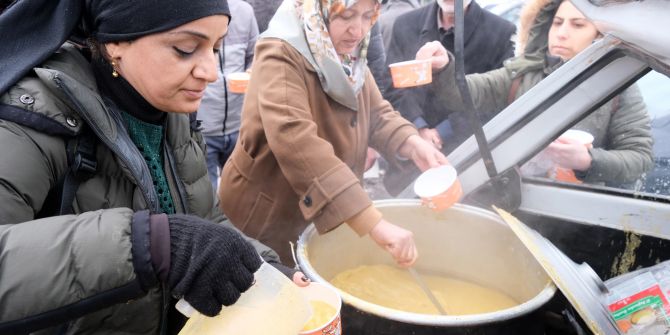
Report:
166,214,262,317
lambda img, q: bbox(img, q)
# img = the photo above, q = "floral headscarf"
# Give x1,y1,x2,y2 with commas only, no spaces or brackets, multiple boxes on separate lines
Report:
295,0,381,94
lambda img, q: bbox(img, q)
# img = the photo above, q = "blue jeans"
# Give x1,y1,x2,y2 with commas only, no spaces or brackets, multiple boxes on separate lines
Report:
205,131,239,191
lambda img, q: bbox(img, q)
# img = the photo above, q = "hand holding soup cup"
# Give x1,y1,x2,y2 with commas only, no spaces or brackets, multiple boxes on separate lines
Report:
400,135,458,209
389,41,450,88
415,41,450,70
545,129,594,183
398,134,449,172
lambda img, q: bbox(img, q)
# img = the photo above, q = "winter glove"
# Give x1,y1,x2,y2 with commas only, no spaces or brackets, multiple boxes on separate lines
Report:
166,214,262,317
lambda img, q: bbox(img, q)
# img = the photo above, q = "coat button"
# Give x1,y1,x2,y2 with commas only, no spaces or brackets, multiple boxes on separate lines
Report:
19,94,34,105
303,196,312,207
350,117,357,128
66,117,78,127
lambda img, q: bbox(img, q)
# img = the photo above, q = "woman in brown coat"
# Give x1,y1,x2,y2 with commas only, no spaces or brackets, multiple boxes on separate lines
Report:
219,0,448,266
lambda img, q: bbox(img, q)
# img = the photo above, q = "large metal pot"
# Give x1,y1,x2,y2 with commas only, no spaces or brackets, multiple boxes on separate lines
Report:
296,200,557,334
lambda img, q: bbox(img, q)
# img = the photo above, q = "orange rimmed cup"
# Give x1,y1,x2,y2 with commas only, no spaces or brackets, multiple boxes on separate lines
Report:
550,129,594,184
389,59,432,88
299,283,342,335
413,165,463,212
227,72,250,94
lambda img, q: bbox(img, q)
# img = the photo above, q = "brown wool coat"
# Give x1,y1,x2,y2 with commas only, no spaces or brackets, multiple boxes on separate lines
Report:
219,38,417,263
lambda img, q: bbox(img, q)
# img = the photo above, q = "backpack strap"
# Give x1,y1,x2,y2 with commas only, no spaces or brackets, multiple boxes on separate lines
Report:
37,125,97,217
59,126,97,214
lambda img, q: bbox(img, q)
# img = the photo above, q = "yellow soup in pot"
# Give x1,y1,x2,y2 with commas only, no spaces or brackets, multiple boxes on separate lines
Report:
331,264,518,315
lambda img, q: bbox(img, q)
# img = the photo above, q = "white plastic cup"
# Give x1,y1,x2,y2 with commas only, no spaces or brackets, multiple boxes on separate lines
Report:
177,262,312,335
560,129,594,147
298,283,343,335
389,59,432,88
227,72,250,94
414,165,462,211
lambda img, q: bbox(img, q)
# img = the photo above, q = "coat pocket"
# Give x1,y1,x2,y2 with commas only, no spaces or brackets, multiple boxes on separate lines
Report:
230,143,254,181
241,192,275,238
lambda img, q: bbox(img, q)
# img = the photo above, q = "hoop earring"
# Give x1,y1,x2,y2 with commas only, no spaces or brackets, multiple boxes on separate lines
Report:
111,60,119,78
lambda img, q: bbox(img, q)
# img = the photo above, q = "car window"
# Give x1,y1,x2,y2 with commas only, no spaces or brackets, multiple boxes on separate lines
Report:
637,71,670,196
521,70,670,197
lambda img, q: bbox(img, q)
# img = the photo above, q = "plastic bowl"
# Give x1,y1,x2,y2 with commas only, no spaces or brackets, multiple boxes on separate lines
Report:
299,283,342,335
389,59,432,88
414,165,462,212
227,72,251,94
560,129,594,147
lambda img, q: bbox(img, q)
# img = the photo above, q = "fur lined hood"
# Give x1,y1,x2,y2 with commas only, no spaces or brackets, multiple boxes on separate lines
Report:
516,0,562,56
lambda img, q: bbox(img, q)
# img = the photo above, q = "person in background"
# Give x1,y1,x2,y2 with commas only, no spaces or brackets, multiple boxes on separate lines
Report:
363,22,390,169
384,0,515,155
0,1,306,334
199,0,259,191
379,0,424,50
243,0,284,33
219,0,449,267
364,0,436,176
418,0,653,186
367,22,390,94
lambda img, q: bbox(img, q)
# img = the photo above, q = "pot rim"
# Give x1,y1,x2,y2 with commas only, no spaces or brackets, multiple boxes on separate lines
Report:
296,200,558,326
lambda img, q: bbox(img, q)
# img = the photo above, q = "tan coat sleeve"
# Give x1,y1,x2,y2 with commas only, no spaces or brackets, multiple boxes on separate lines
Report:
346,205,383,236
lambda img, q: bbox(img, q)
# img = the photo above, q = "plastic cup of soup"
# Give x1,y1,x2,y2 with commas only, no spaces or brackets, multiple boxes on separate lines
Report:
551,129,594,183
389,59,432,88
227,72,251,94
299,283,342,335
413,165,463,212
176,262,311,334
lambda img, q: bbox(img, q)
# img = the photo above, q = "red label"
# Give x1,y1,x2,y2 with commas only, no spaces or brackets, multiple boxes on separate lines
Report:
609,285,669,313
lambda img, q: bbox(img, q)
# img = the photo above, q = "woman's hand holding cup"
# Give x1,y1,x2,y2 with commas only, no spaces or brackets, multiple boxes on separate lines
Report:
399,134,449,172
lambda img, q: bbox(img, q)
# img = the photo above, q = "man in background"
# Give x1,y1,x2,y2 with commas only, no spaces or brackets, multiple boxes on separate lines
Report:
379,0,426,50
384,0,515,154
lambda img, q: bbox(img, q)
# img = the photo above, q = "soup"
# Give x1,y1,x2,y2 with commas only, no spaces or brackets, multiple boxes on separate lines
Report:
302,300,337,331
331,264,518,315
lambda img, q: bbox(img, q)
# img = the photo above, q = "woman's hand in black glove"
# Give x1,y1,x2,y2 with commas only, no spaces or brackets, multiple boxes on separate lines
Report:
165,214,262,317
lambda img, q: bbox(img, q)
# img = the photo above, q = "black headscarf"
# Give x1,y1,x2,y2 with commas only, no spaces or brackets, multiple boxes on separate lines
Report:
0,0,231,95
